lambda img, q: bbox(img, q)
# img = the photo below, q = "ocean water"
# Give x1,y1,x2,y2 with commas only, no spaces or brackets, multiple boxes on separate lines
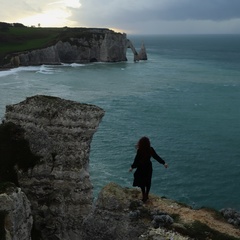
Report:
0,34,239,210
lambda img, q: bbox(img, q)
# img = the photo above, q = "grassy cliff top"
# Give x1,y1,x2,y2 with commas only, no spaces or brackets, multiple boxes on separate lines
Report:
0,22,114,65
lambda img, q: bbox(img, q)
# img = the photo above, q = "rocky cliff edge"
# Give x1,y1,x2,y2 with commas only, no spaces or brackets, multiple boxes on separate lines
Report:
2,95,104,240
8,29,147,67
0,96,239,240
83,182,240,240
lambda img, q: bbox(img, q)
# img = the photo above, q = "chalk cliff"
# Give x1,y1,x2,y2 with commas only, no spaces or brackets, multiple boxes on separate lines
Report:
4,95,104,239
14,29,141,66
138,43,148,60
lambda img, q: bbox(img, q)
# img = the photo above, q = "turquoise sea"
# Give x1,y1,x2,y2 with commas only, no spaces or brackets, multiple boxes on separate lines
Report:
0,34,239,210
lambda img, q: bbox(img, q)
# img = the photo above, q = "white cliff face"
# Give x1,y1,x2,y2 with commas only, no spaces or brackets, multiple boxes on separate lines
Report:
0,187,33,240
4,95,104,240
100,33,128,62
138,43,148,60
18,30,128,65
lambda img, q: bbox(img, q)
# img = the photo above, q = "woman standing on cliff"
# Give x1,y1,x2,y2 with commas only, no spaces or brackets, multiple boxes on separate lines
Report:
129,136,168,202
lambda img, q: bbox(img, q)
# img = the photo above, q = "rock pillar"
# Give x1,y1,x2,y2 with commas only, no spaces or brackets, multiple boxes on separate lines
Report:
4,95,104,240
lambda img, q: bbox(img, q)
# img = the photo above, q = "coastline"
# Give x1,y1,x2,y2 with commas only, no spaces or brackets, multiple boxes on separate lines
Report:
1,35,240,212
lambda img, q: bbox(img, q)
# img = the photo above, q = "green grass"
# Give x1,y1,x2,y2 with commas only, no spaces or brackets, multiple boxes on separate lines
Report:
0,26,61,65
0,27,61,56
0,25,111,65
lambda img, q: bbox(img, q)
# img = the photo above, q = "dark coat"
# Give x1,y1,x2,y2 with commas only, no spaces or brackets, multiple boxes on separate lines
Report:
131,147,165,188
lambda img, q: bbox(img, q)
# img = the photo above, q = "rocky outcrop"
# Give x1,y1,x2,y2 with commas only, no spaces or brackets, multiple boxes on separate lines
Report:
4,95,104,240
17,29,129,65
138,43,147,60
99,32,129,62
82,182,240,240
2,180,240,240
220,208,240,227
0,185,32,240
81,182,175,240
126,40,148,62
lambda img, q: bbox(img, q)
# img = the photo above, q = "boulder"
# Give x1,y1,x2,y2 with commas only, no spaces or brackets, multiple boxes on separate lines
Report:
220,208,240,227
82,182,151,240
0,185,32,240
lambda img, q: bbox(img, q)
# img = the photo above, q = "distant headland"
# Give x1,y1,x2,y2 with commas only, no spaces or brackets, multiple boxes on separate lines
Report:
0,22,147,69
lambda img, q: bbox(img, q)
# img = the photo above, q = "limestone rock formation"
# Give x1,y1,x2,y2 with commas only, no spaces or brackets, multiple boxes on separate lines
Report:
138,43,148,60
82,182,187,240
0,185,32,240
126,39,148,62
82,182,240,240
126,39,140,62
17,30,129,65
82,183,150,240
4,95,104,240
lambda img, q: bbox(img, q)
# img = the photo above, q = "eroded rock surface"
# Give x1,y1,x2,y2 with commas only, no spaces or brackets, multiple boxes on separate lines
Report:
82,182,240,240
4,95,104,240
18,29,129,65
0,186,32,240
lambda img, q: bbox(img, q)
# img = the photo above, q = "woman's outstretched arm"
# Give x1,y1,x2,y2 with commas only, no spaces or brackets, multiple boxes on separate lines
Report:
151,147,168,168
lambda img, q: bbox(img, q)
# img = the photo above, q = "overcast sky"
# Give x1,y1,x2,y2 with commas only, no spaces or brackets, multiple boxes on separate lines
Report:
1,0,240,34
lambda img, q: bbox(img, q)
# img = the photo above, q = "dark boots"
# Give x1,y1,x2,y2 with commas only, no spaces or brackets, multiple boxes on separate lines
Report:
142,193,148,203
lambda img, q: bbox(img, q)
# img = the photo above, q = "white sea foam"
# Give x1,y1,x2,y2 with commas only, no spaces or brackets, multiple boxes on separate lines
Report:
36,65,57,74
0,66,41,78
70,63,86,67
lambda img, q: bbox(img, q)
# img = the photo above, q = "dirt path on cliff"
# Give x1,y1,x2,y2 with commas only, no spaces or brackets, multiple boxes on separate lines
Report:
148,195,240,239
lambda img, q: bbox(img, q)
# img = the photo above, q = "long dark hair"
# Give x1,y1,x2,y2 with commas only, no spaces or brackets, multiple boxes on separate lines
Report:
137,137,151,159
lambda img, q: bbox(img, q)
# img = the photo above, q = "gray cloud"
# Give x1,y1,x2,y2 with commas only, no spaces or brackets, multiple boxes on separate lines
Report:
149,0,240,21
1,0,50,21
72,0,240,22
1,0,240,34
68,0,240,32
